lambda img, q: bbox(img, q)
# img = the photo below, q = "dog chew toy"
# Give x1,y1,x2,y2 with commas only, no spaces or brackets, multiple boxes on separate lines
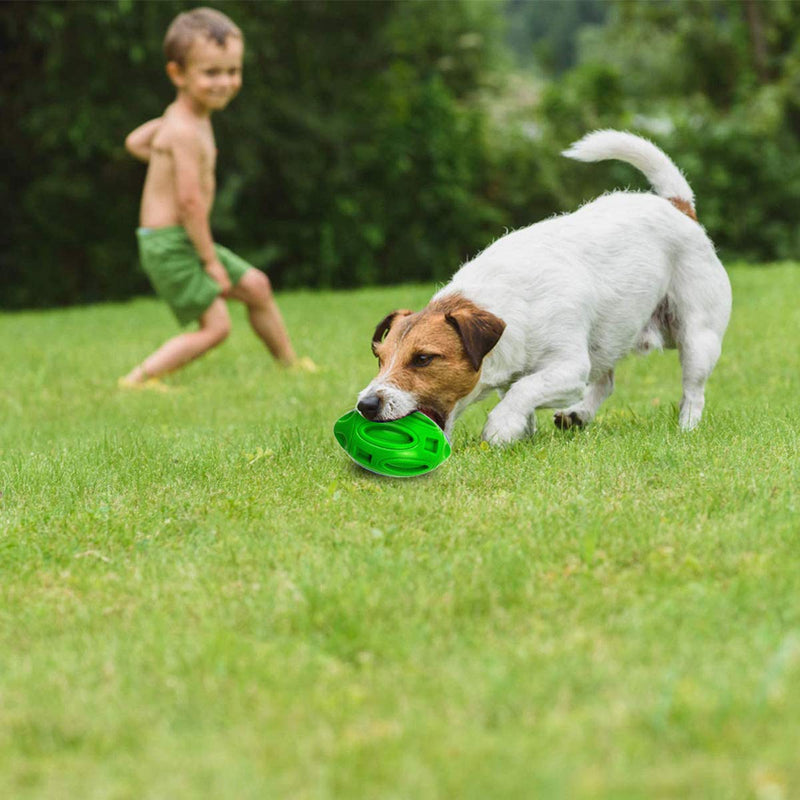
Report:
333,410,452,477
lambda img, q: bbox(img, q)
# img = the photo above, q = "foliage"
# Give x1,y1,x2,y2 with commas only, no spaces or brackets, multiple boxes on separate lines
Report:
2,266,800,796
512,0,800,261
215,0,505,290
1,2,165,308
3,0,799,310
1,0,504,308
505,0,607,74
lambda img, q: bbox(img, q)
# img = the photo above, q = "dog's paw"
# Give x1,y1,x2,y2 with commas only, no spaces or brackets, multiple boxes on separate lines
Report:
678,394,705,431
553,410,587,430
482,407,532,447
678,406,702,431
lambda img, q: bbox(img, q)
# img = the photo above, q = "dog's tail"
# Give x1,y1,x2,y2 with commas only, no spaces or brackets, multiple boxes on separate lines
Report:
562,130,697,221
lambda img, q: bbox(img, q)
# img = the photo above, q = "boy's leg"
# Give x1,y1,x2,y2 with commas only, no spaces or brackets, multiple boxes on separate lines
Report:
121,298,231,384
228,268,297,366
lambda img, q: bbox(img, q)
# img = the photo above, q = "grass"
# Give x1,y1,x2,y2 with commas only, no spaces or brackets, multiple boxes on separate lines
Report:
1,263,799,799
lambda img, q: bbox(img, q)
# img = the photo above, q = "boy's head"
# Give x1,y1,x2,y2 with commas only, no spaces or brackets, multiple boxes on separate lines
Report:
164,7,242,67
164,7,244,113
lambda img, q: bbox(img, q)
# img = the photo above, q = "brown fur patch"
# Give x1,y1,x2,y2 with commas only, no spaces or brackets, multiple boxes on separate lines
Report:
439,300,506,371
668,196,698,221
371,295,505,426
372,309,413,354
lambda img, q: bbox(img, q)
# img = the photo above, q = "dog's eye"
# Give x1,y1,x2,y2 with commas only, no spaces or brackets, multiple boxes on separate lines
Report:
410,353,436,368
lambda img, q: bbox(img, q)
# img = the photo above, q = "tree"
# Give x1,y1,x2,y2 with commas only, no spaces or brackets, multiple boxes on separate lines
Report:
1,0,505,308
522,0,800,261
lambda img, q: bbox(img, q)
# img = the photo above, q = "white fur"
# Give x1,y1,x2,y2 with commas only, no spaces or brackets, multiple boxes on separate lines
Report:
563,129,694,205
365,376,418,422
433,131,731,444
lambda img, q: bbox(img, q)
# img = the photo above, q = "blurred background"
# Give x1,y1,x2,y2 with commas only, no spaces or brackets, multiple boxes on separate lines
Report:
2,0,799,310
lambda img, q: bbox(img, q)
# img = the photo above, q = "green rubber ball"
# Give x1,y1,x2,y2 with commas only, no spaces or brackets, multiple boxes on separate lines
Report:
333,410,452,478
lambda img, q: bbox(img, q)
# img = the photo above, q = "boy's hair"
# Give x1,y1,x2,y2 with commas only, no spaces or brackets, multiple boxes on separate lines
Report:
163,7,243,66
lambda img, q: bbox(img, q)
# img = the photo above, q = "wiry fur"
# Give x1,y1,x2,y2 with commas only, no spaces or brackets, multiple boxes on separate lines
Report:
358,130,732,445
563,129,695,206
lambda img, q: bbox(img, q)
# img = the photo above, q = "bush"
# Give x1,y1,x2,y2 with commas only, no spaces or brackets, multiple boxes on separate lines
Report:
1,0,503,309
488,0,800,264
4,0,797,311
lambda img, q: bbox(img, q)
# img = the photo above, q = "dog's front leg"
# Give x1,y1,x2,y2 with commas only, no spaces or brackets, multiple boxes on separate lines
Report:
482,361,589,446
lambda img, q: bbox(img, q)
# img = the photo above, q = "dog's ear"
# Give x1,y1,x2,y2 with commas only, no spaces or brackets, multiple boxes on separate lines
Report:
445,306,506,371
371,309,413,354
372,309,413,346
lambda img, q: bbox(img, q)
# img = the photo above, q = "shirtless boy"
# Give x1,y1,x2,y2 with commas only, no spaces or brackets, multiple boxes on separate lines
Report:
121,7,314,388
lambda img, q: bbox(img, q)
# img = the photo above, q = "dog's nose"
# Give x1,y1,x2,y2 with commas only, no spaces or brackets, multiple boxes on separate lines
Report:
357,394,381,420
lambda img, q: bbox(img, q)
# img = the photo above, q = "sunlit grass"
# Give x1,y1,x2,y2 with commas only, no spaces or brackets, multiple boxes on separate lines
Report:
1,264,799,798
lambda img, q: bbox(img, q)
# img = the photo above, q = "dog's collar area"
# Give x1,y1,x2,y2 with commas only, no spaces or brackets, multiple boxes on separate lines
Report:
418,407,447,432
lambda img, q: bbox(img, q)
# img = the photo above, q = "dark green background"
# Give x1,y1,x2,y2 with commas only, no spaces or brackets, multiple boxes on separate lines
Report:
2,0,799,309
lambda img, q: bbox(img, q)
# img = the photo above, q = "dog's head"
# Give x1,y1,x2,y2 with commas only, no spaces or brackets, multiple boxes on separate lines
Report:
357,295,506,434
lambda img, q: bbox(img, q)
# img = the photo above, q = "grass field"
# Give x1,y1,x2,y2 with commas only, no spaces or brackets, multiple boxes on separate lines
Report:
1,264,799,799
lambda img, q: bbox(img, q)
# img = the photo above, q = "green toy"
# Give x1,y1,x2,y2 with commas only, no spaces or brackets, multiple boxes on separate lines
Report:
333,410,452,477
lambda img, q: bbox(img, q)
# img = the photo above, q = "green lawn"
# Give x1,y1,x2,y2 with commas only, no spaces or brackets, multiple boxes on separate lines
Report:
1,264,799,799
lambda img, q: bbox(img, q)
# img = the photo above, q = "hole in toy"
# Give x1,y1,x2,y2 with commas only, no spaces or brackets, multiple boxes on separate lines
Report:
383,460,431,475
361,424,415,447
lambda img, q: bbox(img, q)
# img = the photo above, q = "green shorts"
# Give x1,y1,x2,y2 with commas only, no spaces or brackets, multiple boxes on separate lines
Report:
137,226,252,326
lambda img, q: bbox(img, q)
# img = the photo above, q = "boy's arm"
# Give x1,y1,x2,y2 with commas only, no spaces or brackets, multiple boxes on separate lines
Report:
171,127,232,294
125,118,163,162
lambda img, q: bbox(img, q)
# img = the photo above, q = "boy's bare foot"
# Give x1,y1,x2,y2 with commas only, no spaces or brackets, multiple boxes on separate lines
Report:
117,376,171,392
289,356,318,373
118,365,171,392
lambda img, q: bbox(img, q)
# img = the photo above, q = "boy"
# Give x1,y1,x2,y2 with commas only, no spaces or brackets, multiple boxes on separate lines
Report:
121,7,314,388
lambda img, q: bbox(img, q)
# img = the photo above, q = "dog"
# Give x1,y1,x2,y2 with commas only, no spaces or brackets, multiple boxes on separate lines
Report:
357,130,732,446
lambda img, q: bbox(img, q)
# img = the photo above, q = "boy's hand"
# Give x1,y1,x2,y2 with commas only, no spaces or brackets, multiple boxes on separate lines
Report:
204,259,232,296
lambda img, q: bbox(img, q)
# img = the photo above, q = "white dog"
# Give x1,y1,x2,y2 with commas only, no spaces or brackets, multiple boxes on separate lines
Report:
358,130,732,446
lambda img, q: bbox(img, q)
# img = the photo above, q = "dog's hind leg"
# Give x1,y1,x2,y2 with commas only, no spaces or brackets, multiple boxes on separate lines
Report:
677,328,723,430
672,250,731,430
554,369,614,429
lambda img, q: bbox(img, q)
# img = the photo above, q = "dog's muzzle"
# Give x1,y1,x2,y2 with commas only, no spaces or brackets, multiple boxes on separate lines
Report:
357,394,382,420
